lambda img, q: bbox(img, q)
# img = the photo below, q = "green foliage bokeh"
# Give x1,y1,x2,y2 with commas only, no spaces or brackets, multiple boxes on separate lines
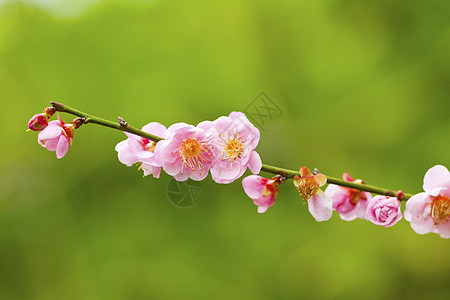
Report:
0,0,449,299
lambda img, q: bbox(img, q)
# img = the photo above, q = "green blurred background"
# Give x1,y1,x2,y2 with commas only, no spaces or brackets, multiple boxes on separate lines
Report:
1,0,449,298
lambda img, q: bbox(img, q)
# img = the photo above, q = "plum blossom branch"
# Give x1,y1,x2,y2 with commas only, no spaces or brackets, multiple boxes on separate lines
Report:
259,164,413,200
50,101,414,201
50,101,162,142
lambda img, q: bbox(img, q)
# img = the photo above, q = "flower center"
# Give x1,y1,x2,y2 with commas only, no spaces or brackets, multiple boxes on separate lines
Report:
431,195,450,225
138,138,156,152
349,189,366,205
224,138,243,160
180,138,208,172
297,177,319,200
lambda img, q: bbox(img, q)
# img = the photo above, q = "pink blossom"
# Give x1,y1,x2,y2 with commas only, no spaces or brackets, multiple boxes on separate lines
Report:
366,196,402,228
404,165,450,239
242,175,284,213
37,114,74,159
154,121,218,181
28,107,55,131
210,112,262,184
115,122,167,178
325,172,371,221
293,167,332,222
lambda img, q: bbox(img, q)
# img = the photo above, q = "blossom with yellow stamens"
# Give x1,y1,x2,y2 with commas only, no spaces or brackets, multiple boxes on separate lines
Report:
210,112,262,184
293,167,333,222
155,121,218,181
405,165,450,239
115,122,167,178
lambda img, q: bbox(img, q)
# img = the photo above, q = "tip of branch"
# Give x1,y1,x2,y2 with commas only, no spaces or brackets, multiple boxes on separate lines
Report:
50,101,64,110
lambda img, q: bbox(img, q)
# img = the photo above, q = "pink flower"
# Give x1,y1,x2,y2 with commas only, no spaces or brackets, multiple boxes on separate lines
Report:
404,165,450,239
242,175,285,213
38,114,75,159
293,167,332,222
366,196,402,228
154,121,218,181
28,107,55,131
115,122,167,178
325,172,371,221
210,112,262,184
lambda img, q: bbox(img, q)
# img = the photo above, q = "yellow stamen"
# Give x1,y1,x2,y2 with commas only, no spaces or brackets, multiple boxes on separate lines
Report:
297,177,319,200
223,137,243,161
180,138,208,171
431,195,450,225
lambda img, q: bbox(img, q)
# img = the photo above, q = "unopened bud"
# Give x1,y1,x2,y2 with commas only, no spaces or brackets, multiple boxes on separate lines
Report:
70,117,86,129
27,107,56,131
43,107,56,118
28,113,48,131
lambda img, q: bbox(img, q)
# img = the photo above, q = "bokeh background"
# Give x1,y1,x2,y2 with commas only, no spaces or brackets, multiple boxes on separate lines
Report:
1,0,449,298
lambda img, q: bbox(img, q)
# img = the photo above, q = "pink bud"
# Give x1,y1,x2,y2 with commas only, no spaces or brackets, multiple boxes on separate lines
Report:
28,113,49,131
396,190,405,200
27,107,56,131
366,196,402,228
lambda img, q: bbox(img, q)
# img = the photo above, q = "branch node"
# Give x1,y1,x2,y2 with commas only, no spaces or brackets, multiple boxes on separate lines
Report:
118,117,128,127
71,117,86,129
385,190,395,197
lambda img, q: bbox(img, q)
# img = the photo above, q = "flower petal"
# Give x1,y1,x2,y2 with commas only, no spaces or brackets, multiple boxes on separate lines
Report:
423,165,450,193
436,222,450,239
314,174,327,187
308,190,333,222
211,163,242,184
404,192,430,220
410,217,435,235
197,120,214,132
242,175,265,199
142,164,162,178
300,167,313,178
55,136,69,159
141,122,167,138
115,140,128,152
42,137,59,151
163,159,184,176
38,122,62,141
247,151,262,174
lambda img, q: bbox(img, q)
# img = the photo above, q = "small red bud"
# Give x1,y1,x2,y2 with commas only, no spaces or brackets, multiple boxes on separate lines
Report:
28,113,49,131
27,107,56,131
44,107,56,118
70,117,85,129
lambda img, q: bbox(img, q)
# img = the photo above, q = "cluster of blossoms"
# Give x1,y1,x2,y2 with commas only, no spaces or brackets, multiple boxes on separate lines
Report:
244,165,449,239
28,107,84,159
28,106,449,239
116,111,262,183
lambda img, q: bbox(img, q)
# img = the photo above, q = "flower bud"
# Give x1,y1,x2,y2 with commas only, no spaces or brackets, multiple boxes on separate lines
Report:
28,113,49,131
366,196,402,228
27,107,56,131
37,114,77,159
242,174,285,213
